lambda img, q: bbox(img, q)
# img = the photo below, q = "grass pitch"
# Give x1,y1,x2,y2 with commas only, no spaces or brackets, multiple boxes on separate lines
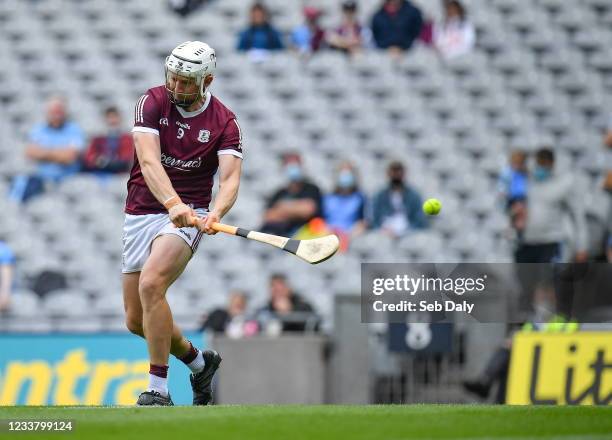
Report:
1,405,611,440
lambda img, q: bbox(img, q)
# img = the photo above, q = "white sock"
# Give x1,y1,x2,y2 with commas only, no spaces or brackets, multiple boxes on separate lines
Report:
187,350,206,374
148,374,168,397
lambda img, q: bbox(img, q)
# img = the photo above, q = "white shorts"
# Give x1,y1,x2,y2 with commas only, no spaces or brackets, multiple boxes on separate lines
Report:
121,209,207,274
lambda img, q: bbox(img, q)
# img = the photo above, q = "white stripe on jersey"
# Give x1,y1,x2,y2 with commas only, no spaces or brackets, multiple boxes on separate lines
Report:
139,95,149,123
135,95,142,122
233,119,243,149
135,95,148,124
135,95,144,123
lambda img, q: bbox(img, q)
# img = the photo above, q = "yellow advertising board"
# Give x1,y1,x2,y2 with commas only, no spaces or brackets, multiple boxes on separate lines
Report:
506,332,612,405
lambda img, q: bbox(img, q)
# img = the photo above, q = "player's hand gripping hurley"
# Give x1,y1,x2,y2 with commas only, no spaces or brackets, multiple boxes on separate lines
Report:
191,217,339,264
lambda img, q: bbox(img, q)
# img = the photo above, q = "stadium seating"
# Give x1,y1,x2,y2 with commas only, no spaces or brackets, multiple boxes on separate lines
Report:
0,0,609,330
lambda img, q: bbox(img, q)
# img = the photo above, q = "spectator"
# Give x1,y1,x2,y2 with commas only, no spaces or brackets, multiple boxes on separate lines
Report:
433,0,475,60
498,150,528,207
370,161,428,237
81,106,134,175
323,161,367,245
0,240,15,312
499,150,528,239
291,6,326,55
516,148,588,263
327,1,372,55
371,0,423,56
9,96,85,203
199,291,257,337
237,2,284,53
261,153,323,236
257,273,318,333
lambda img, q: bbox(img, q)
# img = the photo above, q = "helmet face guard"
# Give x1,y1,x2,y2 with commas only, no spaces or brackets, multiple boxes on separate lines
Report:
164,42,216,108
164,63,205,108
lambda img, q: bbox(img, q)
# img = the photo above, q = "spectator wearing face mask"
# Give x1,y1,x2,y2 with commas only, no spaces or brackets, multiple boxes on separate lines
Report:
516,148,588,263
323,162,367,247
370,161,428,237
261,153,323,236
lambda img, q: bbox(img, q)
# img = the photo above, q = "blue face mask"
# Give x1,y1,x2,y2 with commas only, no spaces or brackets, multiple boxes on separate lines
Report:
337,171,355,189
285,163,303,182
533,166,552,182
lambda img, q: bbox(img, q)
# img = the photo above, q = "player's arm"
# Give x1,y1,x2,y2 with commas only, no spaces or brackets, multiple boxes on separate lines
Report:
201,154,242,235
200,118,244,234
133,131,194,228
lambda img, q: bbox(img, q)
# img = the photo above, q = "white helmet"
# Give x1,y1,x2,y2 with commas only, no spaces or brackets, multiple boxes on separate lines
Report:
165,41,217,107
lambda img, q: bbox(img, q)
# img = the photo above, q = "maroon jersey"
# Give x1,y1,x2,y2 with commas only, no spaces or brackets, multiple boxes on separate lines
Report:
126,86,243,215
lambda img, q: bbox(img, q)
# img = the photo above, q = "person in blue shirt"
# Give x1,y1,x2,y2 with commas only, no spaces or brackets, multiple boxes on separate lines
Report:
291,7,326,55
323,162,367,239
498,150,528,241
9,96,85,202
498,150,528,207
0,240,15,311
237,2,284,52
370,161,428,237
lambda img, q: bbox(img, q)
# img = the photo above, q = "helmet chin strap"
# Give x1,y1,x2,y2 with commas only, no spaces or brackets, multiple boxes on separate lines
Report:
175,98,197,108
174,79,207,109
175,90,205,109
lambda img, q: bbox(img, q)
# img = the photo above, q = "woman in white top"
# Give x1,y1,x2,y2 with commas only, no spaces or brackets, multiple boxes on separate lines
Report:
434,0,475,59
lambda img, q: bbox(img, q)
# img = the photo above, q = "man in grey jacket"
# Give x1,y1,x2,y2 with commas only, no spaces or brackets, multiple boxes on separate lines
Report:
515,148,588,263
